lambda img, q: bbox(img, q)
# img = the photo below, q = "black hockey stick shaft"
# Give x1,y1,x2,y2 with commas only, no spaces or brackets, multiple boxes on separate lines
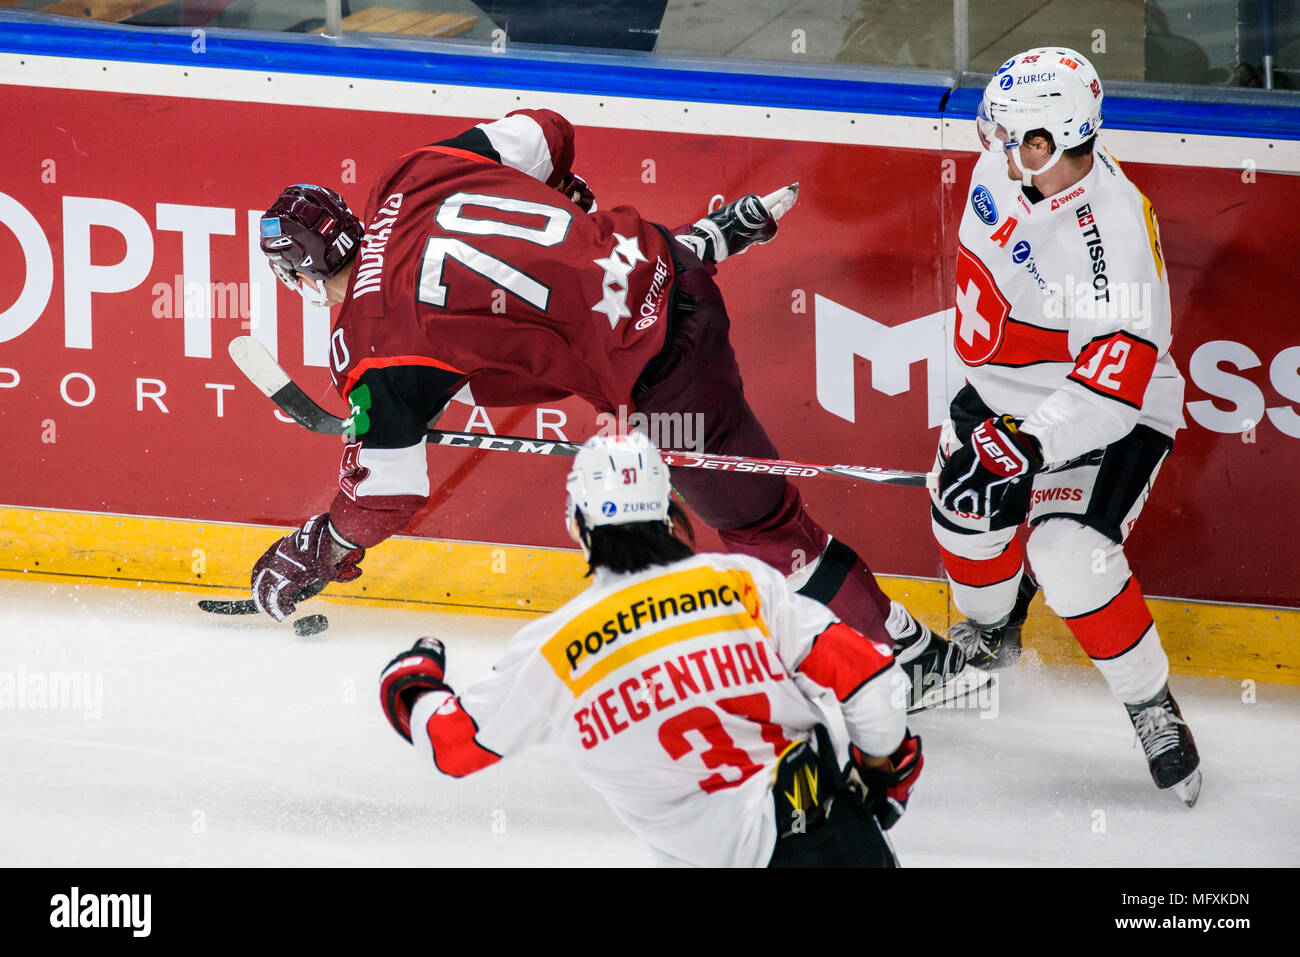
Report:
228,337,936,488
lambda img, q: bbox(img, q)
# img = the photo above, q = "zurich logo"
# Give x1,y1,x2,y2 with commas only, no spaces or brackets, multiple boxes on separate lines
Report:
999,74,1014,90
1012,241,1031,263
1078,120,1091,136
996,58,1016,74
601,501,617,517
971,185,998,226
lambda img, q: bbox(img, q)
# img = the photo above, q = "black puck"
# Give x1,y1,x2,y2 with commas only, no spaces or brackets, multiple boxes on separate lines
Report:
293,614,329,637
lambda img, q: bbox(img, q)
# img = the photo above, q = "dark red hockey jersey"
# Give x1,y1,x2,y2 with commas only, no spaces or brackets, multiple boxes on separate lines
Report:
330,109,673,415
324,109,679,548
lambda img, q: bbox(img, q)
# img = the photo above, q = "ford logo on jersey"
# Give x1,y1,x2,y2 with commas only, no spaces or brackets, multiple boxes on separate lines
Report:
601,501,617,517
999,74,1014,90
1012,240,1031,263
971,186,998,225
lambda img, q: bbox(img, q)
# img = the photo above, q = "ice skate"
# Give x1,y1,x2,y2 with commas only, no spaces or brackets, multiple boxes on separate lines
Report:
890,603,994,713
945,574,1037,671
1126,685,1201,807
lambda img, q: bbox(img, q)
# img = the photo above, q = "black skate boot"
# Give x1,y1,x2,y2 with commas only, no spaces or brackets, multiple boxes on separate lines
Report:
945,574,1037,671
1126,685,1202,807
889,602,993,713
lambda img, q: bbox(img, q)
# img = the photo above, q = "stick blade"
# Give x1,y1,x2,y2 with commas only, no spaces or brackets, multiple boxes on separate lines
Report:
228,336,290,399
228,336,345,434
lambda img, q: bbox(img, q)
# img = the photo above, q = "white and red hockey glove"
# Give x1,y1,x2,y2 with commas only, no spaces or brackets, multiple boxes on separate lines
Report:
250,513,364,622
675,183,799,263
846,730,923,830
380,638,450,744
938,414,1044,519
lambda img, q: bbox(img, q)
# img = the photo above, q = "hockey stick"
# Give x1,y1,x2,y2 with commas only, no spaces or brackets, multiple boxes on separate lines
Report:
198,579,327,616
228,337,938,488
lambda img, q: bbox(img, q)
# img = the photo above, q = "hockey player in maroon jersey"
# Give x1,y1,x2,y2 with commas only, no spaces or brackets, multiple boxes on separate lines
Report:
379,433,924,867
934,49,1200,804
250,108,975,706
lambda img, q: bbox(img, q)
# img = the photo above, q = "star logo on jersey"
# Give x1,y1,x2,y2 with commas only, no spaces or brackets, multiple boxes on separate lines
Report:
954,245,1011,365
591,233,648,329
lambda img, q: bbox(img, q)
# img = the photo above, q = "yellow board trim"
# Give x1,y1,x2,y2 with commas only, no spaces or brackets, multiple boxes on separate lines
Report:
1,505,1296,684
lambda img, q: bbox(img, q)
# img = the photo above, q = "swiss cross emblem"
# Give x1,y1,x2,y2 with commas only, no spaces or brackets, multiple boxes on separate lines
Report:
954,245,1011,365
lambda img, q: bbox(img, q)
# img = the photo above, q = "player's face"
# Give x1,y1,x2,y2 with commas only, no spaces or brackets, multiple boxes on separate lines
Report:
1005,148,1024,181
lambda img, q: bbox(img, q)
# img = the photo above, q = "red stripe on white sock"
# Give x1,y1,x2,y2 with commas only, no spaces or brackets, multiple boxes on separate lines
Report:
1063,577,1154,660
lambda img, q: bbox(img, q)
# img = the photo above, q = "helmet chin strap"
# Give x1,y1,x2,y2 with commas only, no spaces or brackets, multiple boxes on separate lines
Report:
1017,143,1066,188
296,276,331,307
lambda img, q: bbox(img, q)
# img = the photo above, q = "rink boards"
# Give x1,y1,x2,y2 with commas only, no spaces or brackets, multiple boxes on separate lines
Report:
0,23,1297,682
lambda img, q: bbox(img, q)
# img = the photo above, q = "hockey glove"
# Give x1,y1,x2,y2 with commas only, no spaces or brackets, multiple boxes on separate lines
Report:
250,513,364,622
846,730,923,830
380,637,449,744
937,415,1043,519
675,183,799,264
557,172,596,212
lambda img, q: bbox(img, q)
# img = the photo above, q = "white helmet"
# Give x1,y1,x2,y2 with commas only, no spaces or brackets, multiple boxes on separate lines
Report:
565,432,672,534
978,47,1103,185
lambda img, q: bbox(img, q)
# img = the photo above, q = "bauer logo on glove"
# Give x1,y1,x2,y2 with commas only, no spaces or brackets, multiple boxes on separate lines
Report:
938,415,1044,519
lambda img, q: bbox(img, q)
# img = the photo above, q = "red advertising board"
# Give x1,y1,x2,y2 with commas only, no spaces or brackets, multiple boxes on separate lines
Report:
2,84,1296,607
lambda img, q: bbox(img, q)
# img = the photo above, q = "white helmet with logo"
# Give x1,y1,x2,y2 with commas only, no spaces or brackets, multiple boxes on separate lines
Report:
565,432,672,534
977,47,1104,184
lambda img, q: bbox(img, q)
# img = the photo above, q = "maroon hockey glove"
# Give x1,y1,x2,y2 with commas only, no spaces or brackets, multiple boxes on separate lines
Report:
250,513,364,622
847,730,924,830
557,172,596,212
380,638,450,744
937,414,1043,519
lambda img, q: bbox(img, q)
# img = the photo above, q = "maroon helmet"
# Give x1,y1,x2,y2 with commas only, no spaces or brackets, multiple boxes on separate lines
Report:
259,184,363,302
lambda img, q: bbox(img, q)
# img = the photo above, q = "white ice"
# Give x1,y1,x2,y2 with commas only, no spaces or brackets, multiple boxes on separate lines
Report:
1,577,1295,867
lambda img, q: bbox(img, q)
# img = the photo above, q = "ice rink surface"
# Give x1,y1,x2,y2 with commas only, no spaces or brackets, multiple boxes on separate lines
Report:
2,577,1296,868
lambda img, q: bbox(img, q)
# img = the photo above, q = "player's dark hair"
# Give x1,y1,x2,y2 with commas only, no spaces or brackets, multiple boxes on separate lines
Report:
576,500,695,576
1025,128,1097,161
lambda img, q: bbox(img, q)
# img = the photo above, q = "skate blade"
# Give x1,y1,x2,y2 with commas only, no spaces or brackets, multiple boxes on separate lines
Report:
907,668,996,714
1171,769,1202,808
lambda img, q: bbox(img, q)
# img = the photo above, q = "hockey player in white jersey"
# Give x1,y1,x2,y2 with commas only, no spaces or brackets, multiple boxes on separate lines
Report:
933,47,1200,805
380,433,923,866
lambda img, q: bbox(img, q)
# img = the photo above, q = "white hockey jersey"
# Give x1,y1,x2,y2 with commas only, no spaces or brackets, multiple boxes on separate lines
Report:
408,552,906,867
955,146,1185,464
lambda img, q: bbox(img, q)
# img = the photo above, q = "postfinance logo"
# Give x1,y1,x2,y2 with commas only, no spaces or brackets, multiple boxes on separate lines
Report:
543,565,766,696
